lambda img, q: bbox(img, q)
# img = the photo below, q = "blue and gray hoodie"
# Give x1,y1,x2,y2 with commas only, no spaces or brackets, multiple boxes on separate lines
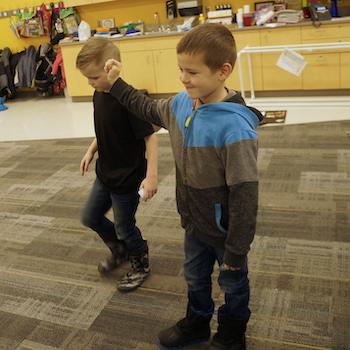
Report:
110,79,263,268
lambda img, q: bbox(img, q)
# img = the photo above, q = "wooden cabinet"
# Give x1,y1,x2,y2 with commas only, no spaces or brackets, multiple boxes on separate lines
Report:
61,35,183,97
302,53,339,90
340,53,350,89
61,44,95,97
260,27,302,90
92,0,115,3
121,50,157,93
301,23,350,43
64,0,90,6
119,36,183,94
300,23,350,89
226,30,263,93
64,0,115,6
153,48,183,93
60,22,350,97
120,49,183,94
60,41,124,97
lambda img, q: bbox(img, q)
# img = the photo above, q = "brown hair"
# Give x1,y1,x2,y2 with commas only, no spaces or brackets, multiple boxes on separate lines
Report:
76,36,121,69
177,23,236,71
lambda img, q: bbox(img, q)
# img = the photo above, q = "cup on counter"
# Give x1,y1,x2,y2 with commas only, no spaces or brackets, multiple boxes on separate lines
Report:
243,13,253,26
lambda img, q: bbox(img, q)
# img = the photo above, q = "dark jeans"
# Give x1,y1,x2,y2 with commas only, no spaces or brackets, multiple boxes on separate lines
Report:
81,178,144,251
184,233,250,320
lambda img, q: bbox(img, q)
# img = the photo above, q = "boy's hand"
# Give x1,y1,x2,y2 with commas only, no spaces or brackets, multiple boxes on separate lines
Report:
139,176,158,202
223,264,242,271
104,59,122,86
80,152,94,176
219,263,242,272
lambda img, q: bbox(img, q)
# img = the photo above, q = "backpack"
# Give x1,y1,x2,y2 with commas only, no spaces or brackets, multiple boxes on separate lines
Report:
16,45,37,89
34,43,57,96
50,1,65,42
0,47,15,99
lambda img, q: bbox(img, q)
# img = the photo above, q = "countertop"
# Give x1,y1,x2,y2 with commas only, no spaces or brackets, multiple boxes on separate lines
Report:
59,17,350,47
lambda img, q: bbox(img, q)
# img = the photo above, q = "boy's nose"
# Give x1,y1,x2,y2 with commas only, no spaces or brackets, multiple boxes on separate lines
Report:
179,72,188,84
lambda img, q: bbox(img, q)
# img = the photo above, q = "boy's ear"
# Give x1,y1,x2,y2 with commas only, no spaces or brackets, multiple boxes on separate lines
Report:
220,63,233,80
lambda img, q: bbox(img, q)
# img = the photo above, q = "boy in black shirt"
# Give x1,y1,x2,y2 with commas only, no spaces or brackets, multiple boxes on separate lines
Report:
76,37,158,292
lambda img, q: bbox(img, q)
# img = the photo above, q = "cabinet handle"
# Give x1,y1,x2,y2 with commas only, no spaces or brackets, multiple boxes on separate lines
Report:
156,51,162,63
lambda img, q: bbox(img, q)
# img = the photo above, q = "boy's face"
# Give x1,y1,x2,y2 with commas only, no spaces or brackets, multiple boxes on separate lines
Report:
80,62,111,92
177,52,228,104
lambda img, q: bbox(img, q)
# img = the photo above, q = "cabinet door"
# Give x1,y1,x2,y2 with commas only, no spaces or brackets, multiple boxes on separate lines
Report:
64,0,91,6
340,53,350,89
61,45,95,97
154,49,183,93
301,24,350,42
260,27,302,90
302,53,339,90
121,51,157,93
92,0,115,3
226,30,263,93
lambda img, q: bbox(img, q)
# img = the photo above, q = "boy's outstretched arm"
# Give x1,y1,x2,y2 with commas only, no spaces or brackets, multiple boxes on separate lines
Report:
104,59,165,128
104,59,122,88
139,133,158,201
80,138,98,176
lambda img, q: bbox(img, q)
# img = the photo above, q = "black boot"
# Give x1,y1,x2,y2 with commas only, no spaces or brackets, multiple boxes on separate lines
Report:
98,240,127,274
117,241,150,292
210,308,249,350
157,303,212,349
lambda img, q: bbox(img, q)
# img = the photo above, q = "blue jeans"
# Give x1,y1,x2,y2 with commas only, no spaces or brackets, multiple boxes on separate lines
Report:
81,178,144,251
184,233,250,320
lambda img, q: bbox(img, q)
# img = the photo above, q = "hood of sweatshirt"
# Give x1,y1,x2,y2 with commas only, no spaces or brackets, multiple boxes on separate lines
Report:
224,90,264,122
195,89,263,123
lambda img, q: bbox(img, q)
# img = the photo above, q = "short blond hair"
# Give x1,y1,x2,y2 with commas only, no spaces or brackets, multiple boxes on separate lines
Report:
76,36,121,69
177,23,236,71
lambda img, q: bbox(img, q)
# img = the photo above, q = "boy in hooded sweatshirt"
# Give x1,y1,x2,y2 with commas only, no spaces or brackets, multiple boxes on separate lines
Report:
104,23,263,350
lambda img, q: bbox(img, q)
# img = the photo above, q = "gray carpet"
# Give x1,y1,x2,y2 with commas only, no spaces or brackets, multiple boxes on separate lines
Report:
0,120,349,350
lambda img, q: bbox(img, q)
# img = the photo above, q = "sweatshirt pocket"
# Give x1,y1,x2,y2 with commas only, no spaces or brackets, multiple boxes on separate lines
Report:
215,203,228,233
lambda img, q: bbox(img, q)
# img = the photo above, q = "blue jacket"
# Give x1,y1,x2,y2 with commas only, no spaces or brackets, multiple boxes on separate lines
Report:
110,79,262,267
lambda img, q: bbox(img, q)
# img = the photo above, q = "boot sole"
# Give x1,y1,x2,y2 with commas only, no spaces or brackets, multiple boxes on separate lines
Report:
117,271,151,292
156,336,210,350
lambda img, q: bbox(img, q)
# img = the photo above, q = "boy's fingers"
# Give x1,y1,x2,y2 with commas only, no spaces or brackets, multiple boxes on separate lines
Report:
104,59,112,72
104,59,118,72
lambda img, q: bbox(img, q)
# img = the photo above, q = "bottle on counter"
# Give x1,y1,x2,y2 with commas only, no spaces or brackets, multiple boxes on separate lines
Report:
78,20,91,41
198,13,206,24
236,8,244,28
330,0,339,17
